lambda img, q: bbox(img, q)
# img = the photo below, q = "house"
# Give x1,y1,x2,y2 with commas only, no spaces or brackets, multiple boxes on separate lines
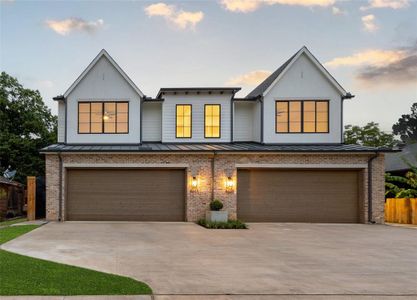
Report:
386,143,416,175
41,47,392,224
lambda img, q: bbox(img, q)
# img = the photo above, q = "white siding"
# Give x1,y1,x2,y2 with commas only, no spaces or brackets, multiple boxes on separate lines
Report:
162,93,232,143
252,101,261,142
142,102,162,142
66,56,141,144
57,101,65,143
234,102,254,142
263,53,342,144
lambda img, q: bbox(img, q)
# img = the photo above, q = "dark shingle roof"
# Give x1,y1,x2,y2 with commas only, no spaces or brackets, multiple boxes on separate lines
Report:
385,143,417,172
40,143,394,153
246,52,297,98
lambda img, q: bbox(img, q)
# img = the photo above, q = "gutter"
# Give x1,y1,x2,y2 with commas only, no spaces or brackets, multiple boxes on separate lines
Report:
260,96,264,143
58,152,63,221
367,152,379,224
340,93,355,143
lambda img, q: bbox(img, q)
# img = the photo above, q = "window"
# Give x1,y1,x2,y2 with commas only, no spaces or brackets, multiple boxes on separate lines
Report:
78,102,129,134
176,105,192,138
276,100,328,133
205,104,221,138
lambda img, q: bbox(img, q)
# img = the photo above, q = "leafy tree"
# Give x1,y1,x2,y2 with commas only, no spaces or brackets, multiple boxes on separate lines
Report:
344,122,397,148
392,102,417,143
0,72,57,183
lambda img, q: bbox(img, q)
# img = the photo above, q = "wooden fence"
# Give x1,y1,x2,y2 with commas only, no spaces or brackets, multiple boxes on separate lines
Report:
385,198,417,225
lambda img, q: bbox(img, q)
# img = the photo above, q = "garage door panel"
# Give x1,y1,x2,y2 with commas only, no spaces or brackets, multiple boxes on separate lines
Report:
237,169,359,223
67,169,185,221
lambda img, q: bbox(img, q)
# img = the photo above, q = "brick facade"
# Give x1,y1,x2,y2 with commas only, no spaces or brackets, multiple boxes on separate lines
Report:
45,152,385,223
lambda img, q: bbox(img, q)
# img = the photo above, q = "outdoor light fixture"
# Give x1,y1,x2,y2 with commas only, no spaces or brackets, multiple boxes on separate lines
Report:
226,176,234,192
191,176,198,191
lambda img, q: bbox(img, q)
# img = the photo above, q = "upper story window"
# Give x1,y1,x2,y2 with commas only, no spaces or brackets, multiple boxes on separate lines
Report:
78,101,129,134
276,100,329,133
205,104,221,138
176,104,192,138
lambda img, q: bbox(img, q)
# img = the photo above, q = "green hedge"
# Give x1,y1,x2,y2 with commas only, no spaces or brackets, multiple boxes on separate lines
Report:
197,219,248,229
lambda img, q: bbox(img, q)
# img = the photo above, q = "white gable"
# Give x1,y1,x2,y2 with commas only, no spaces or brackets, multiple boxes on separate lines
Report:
64,50,144,98
263,47,346,97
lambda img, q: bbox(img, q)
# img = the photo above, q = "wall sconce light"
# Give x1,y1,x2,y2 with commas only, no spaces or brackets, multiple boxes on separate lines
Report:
191,176,198,192
226,176,234,193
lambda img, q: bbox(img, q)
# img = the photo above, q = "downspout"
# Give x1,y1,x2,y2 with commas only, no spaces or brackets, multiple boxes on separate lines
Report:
58,152,63,222
367,152,379,224
260,96,264,144
230,97,234,143
140,97,143,145
211,153,215,201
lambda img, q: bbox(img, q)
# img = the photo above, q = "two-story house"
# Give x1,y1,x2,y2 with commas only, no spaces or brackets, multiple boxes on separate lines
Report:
41,47,390,224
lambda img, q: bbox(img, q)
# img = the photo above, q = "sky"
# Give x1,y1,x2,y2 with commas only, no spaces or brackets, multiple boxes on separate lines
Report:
1,0,416,133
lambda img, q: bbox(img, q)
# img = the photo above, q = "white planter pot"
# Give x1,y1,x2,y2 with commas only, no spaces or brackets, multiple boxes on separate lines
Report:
206,211,228,222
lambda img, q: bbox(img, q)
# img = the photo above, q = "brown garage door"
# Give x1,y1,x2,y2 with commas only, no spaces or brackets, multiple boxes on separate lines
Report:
237,169,360,223
66,169,185,221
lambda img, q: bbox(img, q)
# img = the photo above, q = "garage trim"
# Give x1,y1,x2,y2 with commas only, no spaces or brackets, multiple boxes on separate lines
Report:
63,163,190,168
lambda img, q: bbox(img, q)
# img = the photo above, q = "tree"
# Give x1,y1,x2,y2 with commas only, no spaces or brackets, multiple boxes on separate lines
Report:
0,72,57,183
344,122,397,148
385,159,417,198
392,102,417,143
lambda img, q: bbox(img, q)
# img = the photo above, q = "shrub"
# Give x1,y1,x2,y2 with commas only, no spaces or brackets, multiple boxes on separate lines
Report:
209,199,223,211
197,219,248,229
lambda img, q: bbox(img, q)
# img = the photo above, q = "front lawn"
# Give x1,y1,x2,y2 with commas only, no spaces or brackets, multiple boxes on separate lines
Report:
0,225,152,295
0,217,27,227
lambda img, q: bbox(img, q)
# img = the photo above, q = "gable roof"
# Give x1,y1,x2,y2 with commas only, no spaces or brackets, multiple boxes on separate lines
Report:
63,49,144,98
246,46,346,98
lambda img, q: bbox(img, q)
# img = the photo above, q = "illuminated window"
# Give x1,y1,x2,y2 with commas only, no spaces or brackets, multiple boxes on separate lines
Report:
205,104,221,138
276,100,328,133
176,105,192,138
78,102,128,134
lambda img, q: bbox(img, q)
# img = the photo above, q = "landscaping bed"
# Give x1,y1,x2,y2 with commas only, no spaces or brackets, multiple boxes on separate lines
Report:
197,219,248,229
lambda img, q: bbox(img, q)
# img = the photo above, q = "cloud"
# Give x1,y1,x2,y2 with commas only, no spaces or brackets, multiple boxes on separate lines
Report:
220,0,335,13
144,3,204,29
325,49,406,67
45,18,104,36
227,70,272,85
331,6,346,15
361,14,378,32
326,41,417,85
360,0,409,10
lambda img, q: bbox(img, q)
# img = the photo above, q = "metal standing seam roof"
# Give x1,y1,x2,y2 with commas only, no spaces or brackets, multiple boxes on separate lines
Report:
40,143,396,153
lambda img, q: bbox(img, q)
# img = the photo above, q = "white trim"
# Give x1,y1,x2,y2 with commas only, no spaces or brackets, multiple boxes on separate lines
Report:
235,163,367,169
63,163,189,168
63,49,144,98
263,47,346,96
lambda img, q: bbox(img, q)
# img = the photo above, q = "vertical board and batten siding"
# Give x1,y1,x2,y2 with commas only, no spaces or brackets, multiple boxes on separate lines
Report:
263,53,342,144
66,56,141,144
252,101,261,142
162,93,232,143
142,102,162,142
57,101,66,143
234,102,254,142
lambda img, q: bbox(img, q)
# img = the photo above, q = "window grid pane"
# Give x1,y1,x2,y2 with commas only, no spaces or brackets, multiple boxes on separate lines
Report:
205,105,220,138
78,101,128,134
275,100,328,133
176,105,191,138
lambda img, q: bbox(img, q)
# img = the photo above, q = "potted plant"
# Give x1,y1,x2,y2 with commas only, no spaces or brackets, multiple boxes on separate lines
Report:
205,199,228,222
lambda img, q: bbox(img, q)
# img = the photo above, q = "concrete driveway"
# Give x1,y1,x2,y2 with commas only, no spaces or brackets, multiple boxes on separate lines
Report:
2,222,417,296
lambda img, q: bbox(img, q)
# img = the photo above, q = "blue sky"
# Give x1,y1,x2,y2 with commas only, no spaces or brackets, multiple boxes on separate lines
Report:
1,0,416,132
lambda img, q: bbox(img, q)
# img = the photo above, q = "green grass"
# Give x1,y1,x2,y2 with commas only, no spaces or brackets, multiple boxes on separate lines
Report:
197,219,248,229
0,225,152,296
0,217,27,227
